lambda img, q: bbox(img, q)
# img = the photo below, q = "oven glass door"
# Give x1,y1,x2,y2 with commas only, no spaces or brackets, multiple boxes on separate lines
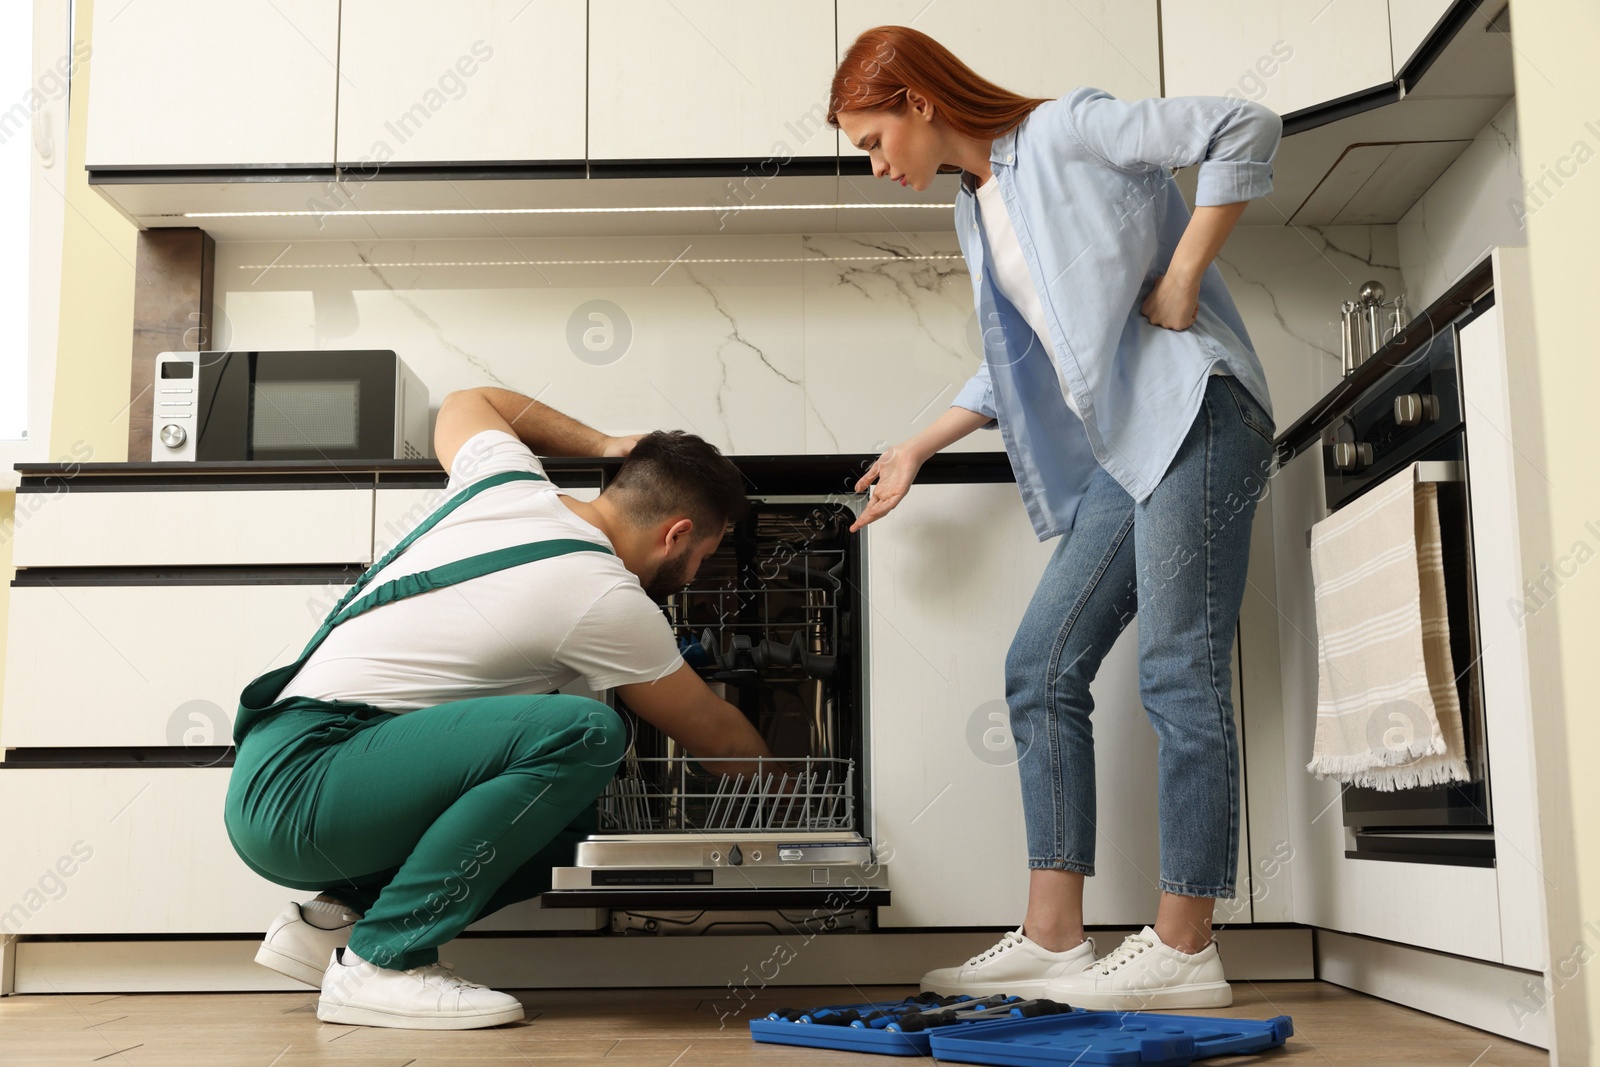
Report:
194,351,397,461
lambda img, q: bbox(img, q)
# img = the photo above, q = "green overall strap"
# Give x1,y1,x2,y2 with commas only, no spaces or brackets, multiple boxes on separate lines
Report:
295,469,548,661
236,469,613,738
325,538,615,633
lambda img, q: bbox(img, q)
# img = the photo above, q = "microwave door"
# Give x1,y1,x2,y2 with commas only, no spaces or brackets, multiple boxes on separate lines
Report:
245,351,397,461
193,351,253,461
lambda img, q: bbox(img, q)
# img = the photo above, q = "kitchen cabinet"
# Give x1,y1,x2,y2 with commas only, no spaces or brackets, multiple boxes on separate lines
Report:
2,459,1269,974
335,0,586,166
1265,255,1551,969
85,0,339,168
6,486,373,568
0,769,288,935
863,481,1252,928
835,1,1161,164
1456,248,1548,973
586,0,838,161
1160,0,1393,117
1389,0,1456,74
0,582,347,750
1269,434,1503,960
0,768,589,937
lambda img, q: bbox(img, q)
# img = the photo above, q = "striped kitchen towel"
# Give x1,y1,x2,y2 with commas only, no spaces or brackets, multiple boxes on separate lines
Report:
1306,463,1469,790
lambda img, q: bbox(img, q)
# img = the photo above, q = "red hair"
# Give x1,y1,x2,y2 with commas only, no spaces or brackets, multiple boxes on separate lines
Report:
828,25,1051,171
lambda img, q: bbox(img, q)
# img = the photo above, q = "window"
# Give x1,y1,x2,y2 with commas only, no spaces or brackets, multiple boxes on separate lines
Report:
1,0,72,484
0,2,33,443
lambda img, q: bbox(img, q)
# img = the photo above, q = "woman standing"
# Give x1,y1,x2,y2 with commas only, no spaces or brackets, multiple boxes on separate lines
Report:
830,26,1281,1011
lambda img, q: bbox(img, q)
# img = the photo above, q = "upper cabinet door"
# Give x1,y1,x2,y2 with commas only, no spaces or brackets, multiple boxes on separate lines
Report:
587,0,838,160
1388,0,1456,74
1161,0,1394,117
336,0,586,166
86,0,339,168
835,2,1161,165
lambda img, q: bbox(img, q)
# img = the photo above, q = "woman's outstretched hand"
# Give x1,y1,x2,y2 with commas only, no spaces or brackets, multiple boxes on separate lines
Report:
1140,271,1201,331
850,442,926,532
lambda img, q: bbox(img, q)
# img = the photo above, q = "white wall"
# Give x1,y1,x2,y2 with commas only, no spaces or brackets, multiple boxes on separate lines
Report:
1398,97,1524,309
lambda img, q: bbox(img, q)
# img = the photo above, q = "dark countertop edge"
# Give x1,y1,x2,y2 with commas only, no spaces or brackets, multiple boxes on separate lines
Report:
1272,256,1494,463
15,451,1016,485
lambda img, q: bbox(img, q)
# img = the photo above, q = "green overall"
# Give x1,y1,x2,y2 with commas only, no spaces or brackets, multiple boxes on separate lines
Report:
223,470,628,970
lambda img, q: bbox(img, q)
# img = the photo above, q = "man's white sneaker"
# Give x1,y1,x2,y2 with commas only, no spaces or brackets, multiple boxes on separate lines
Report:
1042,926,1232,1011
920,929,1097,996
316,947,525,1030
255,900,359,988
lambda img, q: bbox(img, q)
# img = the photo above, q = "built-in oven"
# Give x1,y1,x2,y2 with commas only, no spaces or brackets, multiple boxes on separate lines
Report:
542,494,889,933
1321,292,1497,866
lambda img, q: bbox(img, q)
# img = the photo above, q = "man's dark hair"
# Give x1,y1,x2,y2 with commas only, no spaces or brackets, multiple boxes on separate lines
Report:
606,430,749,540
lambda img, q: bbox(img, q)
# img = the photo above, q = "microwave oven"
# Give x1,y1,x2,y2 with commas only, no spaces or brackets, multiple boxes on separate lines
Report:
150,350,432,462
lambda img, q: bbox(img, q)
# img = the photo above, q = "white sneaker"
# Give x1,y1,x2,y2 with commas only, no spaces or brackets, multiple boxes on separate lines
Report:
255,901,359,988
316,946,525,1030
920,928,1098,997
1043,926,1232,1011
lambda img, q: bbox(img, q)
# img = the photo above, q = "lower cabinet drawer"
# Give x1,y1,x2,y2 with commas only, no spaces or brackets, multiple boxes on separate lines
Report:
0,768,292,935
2,581,347,749
0,768,597,935
10,487,375,568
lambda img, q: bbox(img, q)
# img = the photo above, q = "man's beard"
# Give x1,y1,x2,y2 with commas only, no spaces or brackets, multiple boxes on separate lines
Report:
643,544,696,602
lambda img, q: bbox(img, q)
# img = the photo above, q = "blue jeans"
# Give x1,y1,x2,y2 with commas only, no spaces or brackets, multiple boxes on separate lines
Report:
1005,372,1276,898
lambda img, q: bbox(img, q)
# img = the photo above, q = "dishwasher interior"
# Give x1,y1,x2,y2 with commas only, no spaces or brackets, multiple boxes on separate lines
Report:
543,498,889,933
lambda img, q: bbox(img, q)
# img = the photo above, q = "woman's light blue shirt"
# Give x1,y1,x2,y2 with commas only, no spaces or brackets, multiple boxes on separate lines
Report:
950,87,1283,541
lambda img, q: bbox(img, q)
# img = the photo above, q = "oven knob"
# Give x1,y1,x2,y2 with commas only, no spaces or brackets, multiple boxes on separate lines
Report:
1393,393,1439,426
1332,441,1373,471
159,424,187,449
728,844,743,866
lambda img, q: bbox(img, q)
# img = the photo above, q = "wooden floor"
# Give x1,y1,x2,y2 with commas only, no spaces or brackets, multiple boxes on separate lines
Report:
0,980,1548,1066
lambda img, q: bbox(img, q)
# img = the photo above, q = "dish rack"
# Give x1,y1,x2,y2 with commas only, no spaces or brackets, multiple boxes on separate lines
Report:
599,754,857,834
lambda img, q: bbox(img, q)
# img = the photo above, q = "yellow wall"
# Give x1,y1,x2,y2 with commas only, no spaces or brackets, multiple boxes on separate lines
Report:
49,0,138,462
0,0,139,740
1508,0,1600,1058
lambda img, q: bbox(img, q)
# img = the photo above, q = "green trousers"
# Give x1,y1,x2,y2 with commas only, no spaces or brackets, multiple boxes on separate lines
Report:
224,692,625,970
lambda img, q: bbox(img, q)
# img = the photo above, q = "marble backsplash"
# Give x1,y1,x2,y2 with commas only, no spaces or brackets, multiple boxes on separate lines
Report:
213,222,1405,458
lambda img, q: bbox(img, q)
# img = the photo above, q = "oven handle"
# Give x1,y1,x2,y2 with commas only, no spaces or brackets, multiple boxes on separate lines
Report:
1307,460,1464,547
1413,460,1462,484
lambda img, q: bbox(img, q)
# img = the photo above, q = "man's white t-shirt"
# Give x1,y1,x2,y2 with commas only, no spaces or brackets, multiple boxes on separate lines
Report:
278,429,685,712
974,175,1226,418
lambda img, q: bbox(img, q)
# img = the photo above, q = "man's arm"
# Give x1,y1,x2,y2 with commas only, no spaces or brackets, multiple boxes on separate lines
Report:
615,663,773,779
434,387,640,472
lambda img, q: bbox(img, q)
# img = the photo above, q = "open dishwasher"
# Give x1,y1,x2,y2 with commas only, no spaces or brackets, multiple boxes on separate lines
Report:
542,497,889,933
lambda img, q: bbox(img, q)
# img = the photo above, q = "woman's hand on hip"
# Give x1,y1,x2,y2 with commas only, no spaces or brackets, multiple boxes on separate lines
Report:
1140,271,1201,331
850,442,926,532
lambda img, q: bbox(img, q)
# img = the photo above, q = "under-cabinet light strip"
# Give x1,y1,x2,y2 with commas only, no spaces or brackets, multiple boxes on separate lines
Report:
184,203,955,218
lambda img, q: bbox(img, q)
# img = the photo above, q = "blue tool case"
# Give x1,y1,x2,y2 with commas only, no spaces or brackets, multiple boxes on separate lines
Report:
748,994,1292,1064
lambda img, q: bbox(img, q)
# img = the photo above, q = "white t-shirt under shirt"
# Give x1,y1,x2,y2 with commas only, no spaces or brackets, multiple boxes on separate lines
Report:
973,175,1226,418
278,429,685,712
